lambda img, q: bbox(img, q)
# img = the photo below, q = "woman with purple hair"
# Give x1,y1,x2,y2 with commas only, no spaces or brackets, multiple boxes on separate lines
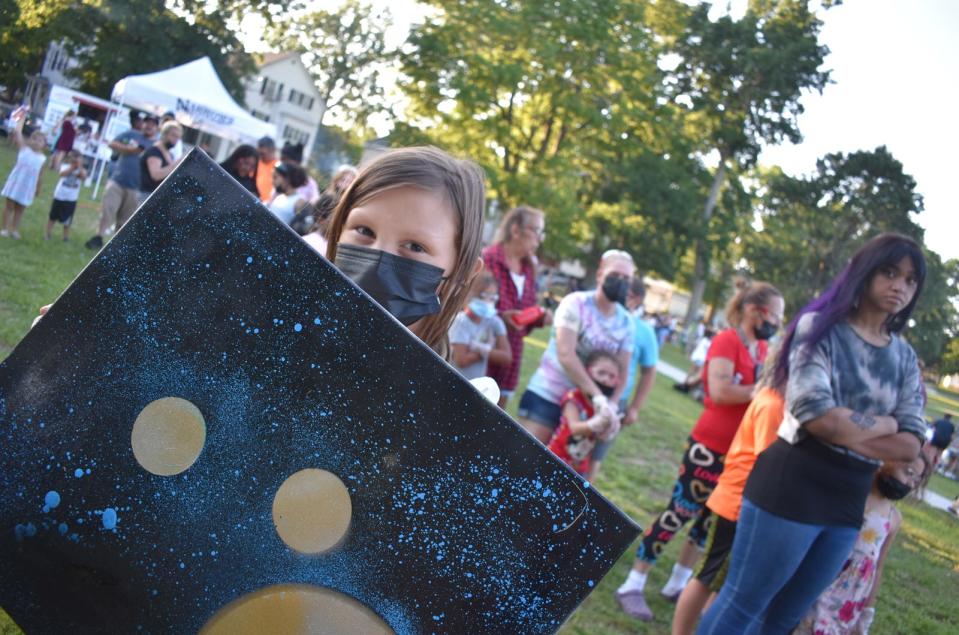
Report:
698,234,927,635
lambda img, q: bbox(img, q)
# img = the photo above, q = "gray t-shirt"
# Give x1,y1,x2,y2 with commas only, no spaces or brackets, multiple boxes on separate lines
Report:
779,312,925,462
449,311,507,380
110,129,148,189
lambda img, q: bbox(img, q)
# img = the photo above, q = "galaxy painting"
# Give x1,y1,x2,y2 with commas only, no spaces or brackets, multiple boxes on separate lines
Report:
0,150,640,634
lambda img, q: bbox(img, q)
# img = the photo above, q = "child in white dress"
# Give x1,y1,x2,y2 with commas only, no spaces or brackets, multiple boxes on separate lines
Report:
2,106,47,239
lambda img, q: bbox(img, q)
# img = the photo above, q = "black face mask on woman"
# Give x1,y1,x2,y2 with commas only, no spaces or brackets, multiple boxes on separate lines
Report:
754,320,779,341
334,243,446,326
602,275,629,305
876,474,912,501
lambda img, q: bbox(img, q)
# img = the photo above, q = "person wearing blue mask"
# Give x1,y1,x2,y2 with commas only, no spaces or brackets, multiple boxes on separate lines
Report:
449,272,512,381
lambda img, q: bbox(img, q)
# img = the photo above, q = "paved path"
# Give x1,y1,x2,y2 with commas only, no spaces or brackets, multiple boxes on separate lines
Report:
656,359,687,383
923,488,956,512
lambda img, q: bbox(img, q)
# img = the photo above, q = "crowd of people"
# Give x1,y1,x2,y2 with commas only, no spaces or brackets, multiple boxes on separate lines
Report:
11,101,951,634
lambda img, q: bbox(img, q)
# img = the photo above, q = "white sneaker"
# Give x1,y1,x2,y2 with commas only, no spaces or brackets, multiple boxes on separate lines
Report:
0,229,9,237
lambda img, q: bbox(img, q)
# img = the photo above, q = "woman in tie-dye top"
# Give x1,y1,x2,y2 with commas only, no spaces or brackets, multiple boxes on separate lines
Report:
699,234,928,635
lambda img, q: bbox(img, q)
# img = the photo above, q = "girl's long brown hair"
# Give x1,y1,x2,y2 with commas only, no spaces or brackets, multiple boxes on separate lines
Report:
325,146,486,354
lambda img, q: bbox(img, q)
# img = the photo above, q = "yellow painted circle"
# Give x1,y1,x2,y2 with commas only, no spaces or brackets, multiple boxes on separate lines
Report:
272,469,352,554
200,584,393,635
131,397,206,476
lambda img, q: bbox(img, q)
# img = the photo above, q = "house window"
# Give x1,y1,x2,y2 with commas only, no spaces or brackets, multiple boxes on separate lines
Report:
282,125,310,146
251,110,271,122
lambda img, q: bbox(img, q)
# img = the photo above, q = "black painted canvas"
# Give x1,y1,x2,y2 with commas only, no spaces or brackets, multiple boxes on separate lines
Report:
0,150,640,634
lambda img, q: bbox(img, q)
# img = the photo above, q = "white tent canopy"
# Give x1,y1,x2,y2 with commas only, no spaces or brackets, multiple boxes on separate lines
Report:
111,57,275,144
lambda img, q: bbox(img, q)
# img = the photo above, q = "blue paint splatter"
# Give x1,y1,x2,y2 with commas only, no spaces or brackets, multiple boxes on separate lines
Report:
294,323,302,332
58,523,68,535
74,468,84,478
246,256,253,264
102,507,118,530
313,317,321,325
44,490,61,510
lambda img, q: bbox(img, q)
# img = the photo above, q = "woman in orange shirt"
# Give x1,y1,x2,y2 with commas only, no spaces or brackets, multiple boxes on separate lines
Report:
671,372,786,635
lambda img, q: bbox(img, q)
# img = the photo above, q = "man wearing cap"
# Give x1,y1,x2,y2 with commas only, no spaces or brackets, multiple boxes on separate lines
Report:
160,111,184,162
85,113,158,250
256,136,278,203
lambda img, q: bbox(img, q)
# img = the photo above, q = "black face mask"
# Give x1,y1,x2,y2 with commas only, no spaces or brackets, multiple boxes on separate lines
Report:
754,320,778,341
164,140,177,149
334,243,446,326
595,382,616,398
876,474,912,501
602,275,629,305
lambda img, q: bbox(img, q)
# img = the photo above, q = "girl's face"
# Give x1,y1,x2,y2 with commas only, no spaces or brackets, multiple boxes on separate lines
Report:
864,256,919,316
272,170,289,192
29,132,46,152
237,156,256,176
511,215,545,258
747,296,785,334
339,186,459,277
473,282,499,305
882,456,924,489
587,358,620,389
338,186,460,338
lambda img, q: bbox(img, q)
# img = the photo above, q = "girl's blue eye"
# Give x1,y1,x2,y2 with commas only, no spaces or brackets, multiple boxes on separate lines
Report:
354,226,374,237
406,242,426,254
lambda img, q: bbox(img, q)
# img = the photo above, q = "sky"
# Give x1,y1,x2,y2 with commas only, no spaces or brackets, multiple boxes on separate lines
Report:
239,0,958,261
758,0,959,262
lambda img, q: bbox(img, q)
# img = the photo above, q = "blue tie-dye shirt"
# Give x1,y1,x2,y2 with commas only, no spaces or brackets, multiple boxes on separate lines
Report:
778,312,925,463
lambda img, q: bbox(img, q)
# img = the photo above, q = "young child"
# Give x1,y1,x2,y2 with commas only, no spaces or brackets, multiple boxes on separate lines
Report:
449,272,512,380
46,150,87,241
323,145,487,355
36,146,487,358
2,106,46,239
796,452,931,635
547,350,623,477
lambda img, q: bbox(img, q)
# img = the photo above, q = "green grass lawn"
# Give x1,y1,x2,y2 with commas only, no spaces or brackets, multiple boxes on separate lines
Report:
2,142,958,633
658,341,690,372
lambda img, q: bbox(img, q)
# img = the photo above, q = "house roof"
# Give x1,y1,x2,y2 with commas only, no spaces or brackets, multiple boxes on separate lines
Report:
254,52,323,102
257,52,299,68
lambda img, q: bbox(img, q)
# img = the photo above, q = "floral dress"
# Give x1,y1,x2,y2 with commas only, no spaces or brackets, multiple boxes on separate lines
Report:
797,505,892,634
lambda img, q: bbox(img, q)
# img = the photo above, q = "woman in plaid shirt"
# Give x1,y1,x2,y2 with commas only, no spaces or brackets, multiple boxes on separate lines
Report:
482,206,552,407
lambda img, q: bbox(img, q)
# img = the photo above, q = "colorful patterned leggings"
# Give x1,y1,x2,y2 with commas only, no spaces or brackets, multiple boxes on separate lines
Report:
636,436,725,564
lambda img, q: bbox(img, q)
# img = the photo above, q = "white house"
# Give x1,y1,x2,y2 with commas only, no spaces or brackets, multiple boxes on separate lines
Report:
23,41,84,114
244,52,325,153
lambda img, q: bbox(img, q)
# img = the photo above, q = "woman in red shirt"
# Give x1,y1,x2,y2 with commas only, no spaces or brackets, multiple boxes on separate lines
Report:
615,281,784,623
482,206,552,407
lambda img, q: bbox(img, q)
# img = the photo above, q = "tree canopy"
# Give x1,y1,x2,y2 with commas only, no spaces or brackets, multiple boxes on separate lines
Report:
1,0,255,103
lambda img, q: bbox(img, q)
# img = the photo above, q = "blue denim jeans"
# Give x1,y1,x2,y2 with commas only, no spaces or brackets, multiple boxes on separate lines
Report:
696,498,859,635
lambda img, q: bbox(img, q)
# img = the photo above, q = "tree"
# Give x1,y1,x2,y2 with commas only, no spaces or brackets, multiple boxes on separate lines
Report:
745,146,925,310
742,146,959,369
664,0,831,337
398,0,684,261
0,0,90,99
909,254,959,370
1,1,255,103
265,0,393,132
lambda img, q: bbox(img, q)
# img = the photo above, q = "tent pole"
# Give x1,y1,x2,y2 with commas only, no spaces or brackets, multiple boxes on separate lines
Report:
92,96,125,200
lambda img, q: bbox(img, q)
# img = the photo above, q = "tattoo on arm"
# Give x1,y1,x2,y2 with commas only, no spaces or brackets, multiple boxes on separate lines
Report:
850,411,877,430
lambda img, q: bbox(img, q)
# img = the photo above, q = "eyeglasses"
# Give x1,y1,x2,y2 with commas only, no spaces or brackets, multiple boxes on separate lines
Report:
524,225,546,239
